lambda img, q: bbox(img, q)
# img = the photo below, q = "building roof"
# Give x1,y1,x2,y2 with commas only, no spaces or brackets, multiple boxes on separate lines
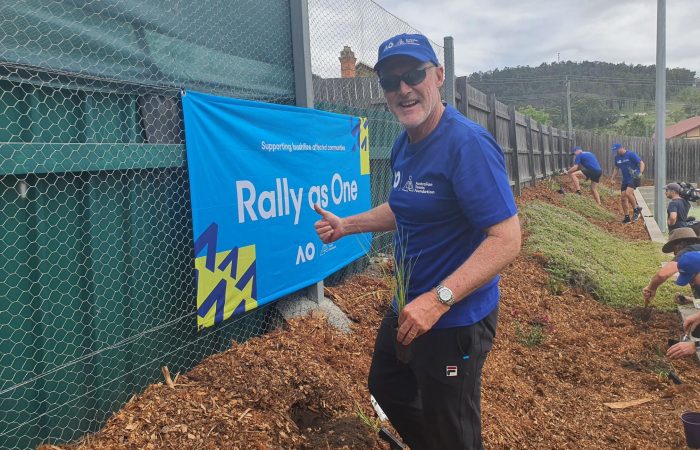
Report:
666,116,700,138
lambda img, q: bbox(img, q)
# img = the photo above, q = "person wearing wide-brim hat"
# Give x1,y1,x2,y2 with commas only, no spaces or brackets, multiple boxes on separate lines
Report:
643,228,700,306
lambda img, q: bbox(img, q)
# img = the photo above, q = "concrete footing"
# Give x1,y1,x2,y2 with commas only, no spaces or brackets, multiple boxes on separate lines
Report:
275,286,353,334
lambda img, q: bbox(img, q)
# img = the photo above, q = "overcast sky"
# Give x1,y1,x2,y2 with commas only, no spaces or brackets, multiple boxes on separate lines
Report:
365,0,700,77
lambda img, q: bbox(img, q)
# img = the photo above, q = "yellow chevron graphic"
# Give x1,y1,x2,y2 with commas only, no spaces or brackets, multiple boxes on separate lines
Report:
359,117,370,175
195,244,257,329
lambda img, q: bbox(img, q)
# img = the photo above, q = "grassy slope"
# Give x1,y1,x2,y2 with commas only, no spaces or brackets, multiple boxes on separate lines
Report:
520,201,692,310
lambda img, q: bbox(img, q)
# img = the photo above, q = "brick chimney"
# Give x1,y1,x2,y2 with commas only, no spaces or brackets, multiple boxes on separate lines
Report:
339,46,357,78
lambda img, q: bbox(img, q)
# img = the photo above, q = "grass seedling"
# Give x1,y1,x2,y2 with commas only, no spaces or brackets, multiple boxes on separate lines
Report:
355,404,381,433
515,321,545,347
392,227,415,314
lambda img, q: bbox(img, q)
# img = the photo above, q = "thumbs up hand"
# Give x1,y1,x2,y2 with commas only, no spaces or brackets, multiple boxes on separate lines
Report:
314,204,346,244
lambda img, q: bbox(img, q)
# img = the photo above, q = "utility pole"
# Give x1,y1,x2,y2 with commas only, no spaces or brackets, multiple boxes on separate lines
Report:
654,0,667,232
565,77,573,139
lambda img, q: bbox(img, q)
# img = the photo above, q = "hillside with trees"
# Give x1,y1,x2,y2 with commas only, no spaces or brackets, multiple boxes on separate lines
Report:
467,61,698,135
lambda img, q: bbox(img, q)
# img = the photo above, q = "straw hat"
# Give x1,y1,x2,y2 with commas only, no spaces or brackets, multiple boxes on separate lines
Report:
662,227,700,253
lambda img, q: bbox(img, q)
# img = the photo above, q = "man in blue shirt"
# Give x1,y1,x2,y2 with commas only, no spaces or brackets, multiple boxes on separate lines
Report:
610,143,645,223
667,251,700,359
313,33,520,449
643,227,700,306
563,146,602,204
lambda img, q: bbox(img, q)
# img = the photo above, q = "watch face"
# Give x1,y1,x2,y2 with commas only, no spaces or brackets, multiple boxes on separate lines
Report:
439,288,452,301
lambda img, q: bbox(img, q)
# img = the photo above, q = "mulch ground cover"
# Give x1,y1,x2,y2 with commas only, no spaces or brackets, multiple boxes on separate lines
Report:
41,178,700,450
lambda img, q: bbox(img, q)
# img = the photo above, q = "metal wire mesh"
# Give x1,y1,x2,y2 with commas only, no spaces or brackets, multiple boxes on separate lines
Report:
0,0,438,447
0,1,294,448
308,0,444,280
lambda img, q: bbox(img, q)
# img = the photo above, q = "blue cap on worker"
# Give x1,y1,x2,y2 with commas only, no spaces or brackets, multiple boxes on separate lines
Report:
611,143,623,154
374,33,440,72
676,251,700,286
571,146,582,154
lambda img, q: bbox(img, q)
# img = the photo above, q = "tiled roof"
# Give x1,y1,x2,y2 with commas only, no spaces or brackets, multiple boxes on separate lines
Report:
666,116,700,138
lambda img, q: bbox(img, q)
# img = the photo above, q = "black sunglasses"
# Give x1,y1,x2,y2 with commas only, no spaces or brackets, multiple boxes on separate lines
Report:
379,65,434,92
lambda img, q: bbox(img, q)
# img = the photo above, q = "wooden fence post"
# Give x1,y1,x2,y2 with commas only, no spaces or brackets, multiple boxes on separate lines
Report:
526,117,536,185
487,93,497,138
538,122,547,177
548,125,557,171
508,104,521,196
455,76,469,119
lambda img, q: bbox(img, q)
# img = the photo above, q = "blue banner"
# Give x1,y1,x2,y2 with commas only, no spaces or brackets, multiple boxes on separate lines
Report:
182,91,371,329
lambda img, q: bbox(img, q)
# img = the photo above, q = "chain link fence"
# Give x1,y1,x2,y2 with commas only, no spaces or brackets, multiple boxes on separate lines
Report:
308,0,443,277
0,1,296,448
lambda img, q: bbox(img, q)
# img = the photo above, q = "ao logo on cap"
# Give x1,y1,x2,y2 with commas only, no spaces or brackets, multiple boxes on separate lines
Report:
393,171,401,188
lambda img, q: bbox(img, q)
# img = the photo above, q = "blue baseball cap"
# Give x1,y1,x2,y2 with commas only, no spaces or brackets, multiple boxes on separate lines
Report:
676,251,700,286
611,143,623,154
571,146,582,154
374,33,439,72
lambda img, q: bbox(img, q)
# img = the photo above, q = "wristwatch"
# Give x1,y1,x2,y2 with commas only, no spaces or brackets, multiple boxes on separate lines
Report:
435,284,455,307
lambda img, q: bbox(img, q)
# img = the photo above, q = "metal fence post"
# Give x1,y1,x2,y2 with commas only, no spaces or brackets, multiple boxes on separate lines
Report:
444,36,455,107
290,0,322,301
291,0,314,109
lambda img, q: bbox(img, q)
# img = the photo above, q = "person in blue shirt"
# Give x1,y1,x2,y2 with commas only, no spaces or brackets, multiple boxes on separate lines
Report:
643,227,700,306
666,251,700,360
610,143,645,223
313,33,520,450
563,146,602,204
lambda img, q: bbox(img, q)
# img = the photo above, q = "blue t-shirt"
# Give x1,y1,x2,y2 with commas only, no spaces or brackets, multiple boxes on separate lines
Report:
574,152,601,172
667,198,691,231
388,105,518,328
614,150,642,183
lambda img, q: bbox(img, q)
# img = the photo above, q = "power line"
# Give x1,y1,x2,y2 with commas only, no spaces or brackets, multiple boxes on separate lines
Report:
468,75,695,86
499,90,697,106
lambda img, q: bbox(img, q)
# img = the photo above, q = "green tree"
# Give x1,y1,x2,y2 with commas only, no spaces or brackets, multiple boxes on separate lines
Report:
518,105,552,125
674,87,700,118
616,115,652,137
572,97,619,129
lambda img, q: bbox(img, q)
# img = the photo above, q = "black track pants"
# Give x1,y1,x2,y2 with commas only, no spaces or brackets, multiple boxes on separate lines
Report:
368,307,497,450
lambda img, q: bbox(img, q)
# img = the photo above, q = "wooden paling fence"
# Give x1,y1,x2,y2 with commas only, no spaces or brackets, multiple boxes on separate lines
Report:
456,77,573,195
455,76,700,189
575,130,700,183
